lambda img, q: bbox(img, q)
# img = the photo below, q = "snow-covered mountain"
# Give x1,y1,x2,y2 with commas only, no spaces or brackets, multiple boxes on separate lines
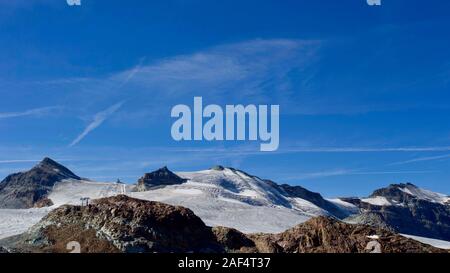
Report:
0,158,81,209
1,195,445,253
1,158,450,246
340,183,450,241
41,165,349,228
0,159,348,236
128,166,349,233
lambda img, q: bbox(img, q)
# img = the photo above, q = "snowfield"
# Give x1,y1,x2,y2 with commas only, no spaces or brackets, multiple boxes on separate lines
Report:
128,168,316,233
48,179,125,206
0,168,316,238
0,208,51,239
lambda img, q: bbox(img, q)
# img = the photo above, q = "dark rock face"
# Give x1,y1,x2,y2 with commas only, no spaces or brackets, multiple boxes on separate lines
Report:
0,158,80,209
135,166,187,191
344,183,450,241
267,181,349,219
0,196,443,253
281,184,349,219
33,198,54,208
211,226,256,253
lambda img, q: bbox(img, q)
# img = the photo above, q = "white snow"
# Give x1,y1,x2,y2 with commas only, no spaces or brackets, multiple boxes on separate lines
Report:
327,198,360,214
48,179,126,206
402,234,450,249
128,167,317,233
2,167,449,244
172,188,203,195
0,179,126,240
361,196,392,206
289,197,328,217
238,189,259,198
0,208,51,239
367,235,380,240
398,185,449,205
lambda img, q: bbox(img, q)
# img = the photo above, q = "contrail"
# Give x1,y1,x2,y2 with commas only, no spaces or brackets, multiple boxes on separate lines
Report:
390,153,450,166
0,106,59,119
69,101,125,147
68,58,144,147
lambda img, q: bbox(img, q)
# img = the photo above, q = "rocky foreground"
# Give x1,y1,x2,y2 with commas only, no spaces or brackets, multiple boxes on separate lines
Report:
0,195,445,253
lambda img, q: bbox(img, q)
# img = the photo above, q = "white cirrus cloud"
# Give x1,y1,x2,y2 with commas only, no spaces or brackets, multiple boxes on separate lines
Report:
0,106,60,119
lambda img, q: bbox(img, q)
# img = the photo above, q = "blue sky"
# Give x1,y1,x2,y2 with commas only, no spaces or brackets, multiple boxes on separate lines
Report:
1,0,450,197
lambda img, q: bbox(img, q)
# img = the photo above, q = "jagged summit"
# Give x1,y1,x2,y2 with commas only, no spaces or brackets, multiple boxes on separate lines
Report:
135,166,187,192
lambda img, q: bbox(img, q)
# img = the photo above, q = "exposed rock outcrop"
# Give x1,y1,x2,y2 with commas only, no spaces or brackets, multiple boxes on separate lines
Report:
275,182,349,219
0,246,9,253
135,167,187,192
1,195,222,253
33,198,54,208
0,196,444,253
211,226,256,253
248,216,444,253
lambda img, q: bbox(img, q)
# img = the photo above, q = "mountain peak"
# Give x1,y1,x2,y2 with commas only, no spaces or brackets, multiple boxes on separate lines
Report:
38,157,61,168
135,166,187,192
392,182,417,189
159,166,170,171
210,165,225,171
34,157,80,180
0,157,80,209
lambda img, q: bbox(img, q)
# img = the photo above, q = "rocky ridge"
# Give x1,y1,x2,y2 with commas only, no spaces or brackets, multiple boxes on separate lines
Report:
0,195,444,253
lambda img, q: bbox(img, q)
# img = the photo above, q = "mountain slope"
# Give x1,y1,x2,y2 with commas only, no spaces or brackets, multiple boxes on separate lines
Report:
342,183,450,241
0,158,81,209
0,196,443,253
248,216,445,253
128,166,349,233
135,166,187,191
1,159,449,244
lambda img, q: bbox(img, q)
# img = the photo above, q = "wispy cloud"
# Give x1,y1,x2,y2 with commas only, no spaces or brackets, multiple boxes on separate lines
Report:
0,159,40,164
390,154,450,166
39,39,320,121
282,169,437,181
277,146,450,153
169,145,450,156
0,106,59,119
69,101,125,147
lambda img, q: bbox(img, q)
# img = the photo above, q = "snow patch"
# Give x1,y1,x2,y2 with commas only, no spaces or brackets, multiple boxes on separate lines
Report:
398,185,448,205
361,196,392,206
402,234,450,250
